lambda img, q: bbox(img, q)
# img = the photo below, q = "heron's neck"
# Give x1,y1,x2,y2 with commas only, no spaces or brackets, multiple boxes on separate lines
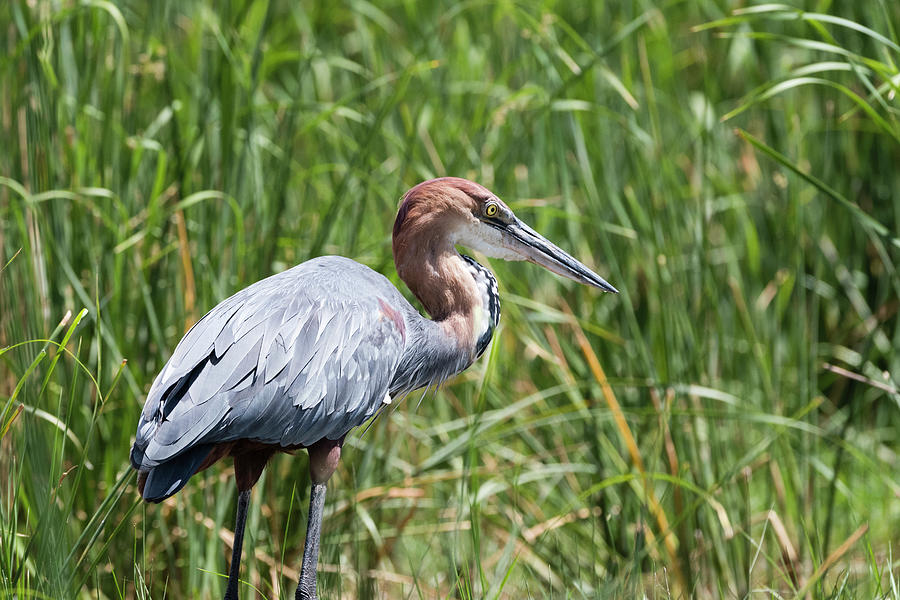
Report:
393,234,496,359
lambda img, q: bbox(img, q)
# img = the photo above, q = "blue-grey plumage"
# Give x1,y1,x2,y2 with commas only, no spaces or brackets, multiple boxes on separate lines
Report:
131,177,617,600
131,256,478,497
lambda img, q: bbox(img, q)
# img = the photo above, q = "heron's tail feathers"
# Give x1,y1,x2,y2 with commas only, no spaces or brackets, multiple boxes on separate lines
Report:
136,444,214,503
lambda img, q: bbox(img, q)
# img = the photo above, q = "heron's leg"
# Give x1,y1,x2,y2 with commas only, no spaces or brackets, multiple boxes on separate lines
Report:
296,438,343,600
296,481,327,600
224,447,274,600
224,489,251,600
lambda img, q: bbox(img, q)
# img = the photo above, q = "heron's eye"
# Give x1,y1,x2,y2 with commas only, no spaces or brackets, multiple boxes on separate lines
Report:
484,202,499,217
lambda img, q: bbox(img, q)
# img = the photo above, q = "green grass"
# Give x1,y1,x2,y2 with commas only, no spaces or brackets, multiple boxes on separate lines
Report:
2,1,899,598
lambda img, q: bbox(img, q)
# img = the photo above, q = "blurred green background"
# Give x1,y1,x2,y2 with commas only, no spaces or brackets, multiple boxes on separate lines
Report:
2,1,899,598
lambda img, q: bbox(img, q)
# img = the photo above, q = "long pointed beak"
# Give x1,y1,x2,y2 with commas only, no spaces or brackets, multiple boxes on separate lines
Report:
501,218,618,293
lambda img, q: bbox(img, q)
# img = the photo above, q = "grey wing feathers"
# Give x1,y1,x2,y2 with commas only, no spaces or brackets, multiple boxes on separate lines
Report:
140,442,213,502
131,256,406,472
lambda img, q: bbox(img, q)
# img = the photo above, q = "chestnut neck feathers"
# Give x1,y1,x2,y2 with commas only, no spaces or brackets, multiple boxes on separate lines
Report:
392,178,500,356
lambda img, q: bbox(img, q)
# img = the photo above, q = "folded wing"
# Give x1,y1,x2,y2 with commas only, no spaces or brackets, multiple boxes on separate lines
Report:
130,257,407,478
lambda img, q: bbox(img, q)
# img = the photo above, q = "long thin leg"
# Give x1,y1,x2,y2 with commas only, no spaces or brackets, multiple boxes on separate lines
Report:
296,482,327,600
224,489,251,600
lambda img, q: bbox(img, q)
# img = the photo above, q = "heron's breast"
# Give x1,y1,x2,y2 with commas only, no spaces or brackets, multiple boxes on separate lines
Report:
461,255,500,359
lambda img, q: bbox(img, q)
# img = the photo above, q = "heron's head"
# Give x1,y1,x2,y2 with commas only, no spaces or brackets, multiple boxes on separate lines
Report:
393,177,617,293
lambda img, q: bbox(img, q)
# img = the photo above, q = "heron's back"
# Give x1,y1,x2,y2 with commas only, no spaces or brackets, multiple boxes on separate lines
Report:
131,256,410,500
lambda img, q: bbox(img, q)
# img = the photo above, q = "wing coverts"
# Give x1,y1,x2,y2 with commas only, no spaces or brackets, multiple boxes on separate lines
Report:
131,257,407,499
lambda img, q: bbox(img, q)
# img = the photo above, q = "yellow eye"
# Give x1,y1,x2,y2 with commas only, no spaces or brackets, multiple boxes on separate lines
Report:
485,202,498,217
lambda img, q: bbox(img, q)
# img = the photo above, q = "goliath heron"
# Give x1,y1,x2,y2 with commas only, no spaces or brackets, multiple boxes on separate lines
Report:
130,177,617,599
